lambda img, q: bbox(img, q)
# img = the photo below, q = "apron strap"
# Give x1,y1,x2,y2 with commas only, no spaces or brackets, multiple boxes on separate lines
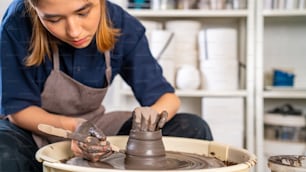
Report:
104,51,112,85
51,47,111,85
52,48,60,71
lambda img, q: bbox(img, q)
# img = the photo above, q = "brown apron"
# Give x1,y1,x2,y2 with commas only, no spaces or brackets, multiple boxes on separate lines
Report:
33,50,132,148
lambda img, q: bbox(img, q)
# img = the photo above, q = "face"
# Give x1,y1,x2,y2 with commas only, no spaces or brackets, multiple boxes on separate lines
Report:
35,0,101,48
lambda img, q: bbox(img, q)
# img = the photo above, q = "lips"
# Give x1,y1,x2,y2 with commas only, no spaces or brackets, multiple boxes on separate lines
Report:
71,37,88,46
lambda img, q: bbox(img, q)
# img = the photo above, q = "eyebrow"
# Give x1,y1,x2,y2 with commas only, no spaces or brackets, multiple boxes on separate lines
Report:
42,3,93,19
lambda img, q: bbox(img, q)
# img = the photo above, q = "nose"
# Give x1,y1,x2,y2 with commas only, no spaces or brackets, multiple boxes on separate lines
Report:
66,17,81,39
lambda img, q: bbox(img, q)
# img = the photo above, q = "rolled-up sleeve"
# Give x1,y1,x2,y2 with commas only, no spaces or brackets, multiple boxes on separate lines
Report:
0,3,41,115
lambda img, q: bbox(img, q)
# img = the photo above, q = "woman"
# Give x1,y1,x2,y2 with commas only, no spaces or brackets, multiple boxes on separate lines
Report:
0,0,213,171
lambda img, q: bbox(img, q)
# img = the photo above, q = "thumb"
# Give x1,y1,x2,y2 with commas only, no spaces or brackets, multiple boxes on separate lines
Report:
157,111,168,129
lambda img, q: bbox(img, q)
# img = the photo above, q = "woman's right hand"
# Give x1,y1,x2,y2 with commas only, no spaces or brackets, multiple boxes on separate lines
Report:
71,139,113,162
70,119,113,162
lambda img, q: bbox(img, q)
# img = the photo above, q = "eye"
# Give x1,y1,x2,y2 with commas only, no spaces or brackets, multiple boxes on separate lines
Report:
43,17,62,23
47,19,61,23
78,9,90,17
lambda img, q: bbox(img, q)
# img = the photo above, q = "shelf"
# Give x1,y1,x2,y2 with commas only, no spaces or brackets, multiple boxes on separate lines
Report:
176,90,248,97
263,91,306,99
121,89,248,97
127,9,248,18
263,10,306,17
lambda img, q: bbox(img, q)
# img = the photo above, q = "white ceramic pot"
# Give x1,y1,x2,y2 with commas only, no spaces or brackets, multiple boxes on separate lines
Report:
176,65,201,90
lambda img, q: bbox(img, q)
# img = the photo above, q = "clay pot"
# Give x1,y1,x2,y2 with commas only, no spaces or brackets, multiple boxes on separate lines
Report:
125,129,167,170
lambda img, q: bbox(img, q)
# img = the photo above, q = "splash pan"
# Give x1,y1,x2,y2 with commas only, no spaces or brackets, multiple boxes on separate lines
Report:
36,136,256,172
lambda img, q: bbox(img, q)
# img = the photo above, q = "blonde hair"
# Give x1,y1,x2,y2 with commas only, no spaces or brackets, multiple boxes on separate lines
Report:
25,0,120,66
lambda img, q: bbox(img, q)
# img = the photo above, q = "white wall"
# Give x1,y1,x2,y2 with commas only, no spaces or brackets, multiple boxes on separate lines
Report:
0,0,12,23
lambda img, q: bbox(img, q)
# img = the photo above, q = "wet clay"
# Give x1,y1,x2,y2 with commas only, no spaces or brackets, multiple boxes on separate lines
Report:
64,111,229,170
65,150,226,170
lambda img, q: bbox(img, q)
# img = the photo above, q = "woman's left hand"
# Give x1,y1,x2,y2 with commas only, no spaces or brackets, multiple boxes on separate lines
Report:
132,107,168,132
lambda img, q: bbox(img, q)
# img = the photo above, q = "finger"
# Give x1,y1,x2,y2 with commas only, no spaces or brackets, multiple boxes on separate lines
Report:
99,140,110,146
99,151,114,159
75,139,113,162
140,113,148,131
77,141,89,151
157,111,168,129
88,125,106,141
133,107,142,123
84,145,112,154
148,114,158,131
82,152,102,162
78,145,113,161
78,141,112,153
132,110,141,130
83,151,113,162
149,112,161,131
75,120,92,135
71,140,83,157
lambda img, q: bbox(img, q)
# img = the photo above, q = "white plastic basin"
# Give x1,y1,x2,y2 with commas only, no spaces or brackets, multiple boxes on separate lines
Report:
36,136,256,172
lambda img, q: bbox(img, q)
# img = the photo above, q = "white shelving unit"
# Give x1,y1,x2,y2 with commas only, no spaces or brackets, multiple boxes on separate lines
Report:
127,9,249,17
121,89,248,97
104,0,256,157
255,1,306,171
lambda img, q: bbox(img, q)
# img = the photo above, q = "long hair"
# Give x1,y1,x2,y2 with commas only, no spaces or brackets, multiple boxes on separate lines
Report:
25,0,120,66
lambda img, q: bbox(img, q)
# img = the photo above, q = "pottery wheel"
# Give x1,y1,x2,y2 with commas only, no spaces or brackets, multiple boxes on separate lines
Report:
65,151,226,170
